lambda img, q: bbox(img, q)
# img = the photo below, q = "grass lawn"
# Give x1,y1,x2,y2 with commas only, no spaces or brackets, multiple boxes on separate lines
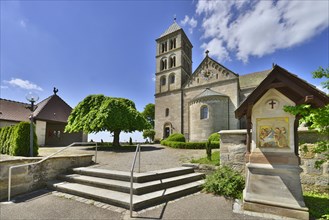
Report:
304,190,329,219
190,151,220,166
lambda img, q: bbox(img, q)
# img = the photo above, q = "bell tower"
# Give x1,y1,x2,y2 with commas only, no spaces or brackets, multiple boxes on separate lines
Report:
154,20,193,140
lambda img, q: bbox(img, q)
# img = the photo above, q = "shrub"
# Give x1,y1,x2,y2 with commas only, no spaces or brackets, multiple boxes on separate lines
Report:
0,126,15,154
10,122,38,157
203,166,245,199
160,140,219,149
166,133,186,142
208,132,220,142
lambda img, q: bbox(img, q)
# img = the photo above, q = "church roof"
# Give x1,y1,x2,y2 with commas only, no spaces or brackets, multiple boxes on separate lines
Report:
192,88,227,102
239,69,271,90
159,21,182,38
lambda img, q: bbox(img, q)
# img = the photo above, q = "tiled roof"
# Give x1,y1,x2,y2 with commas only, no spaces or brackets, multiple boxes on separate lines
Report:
34,95,72,123
160,21,182,38
239,69,271,89
0,94,72,124
0,99,31,122
192,88,227,102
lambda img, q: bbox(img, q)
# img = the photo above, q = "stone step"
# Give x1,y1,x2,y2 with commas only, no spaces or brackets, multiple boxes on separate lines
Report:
57,172,205,195
71,166,195,183
47,179,204,210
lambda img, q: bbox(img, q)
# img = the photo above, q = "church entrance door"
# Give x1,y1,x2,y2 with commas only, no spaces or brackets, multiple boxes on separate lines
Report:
164,127,170,138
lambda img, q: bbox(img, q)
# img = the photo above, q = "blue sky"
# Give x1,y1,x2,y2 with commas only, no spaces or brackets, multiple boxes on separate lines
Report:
1,1,328,142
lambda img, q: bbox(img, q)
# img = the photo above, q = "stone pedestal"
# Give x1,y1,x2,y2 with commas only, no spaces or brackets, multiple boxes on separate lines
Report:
243,153,309,219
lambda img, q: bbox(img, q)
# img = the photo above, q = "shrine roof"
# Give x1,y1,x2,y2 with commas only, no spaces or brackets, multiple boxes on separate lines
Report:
235,64,329,119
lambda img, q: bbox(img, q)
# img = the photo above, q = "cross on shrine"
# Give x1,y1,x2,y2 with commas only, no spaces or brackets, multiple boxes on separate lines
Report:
269,99,277,109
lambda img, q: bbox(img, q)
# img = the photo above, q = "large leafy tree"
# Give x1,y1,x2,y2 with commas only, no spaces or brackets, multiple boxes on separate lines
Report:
142,103,155,128
65,95,151,147
142,103,155,142
284,67,329,168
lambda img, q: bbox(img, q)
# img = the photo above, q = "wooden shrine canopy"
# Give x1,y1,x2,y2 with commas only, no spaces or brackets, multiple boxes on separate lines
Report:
235,64,329,155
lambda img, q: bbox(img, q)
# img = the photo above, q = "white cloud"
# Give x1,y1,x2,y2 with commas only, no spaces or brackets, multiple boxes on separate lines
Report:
4,78,43,91
0,85,9,89
195,0,329,63
180,15,198,34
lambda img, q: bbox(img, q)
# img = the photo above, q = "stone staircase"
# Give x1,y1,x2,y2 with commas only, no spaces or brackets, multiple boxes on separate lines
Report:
47,166,205,211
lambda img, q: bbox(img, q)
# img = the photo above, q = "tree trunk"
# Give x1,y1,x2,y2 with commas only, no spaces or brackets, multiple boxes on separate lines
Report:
113,130,121,147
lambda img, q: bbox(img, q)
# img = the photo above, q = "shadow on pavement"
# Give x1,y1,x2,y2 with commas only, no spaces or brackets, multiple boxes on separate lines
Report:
5,189,52,204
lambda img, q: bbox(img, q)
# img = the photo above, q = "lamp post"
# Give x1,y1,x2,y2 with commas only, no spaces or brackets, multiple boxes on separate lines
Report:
26,92,39,157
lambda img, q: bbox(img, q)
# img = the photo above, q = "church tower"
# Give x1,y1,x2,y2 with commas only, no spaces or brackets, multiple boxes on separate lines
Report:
154,20,193,140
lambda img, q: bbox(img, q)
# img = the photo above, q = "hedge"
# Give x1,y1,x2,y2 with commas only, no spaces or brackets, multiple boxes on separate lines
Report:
208,132,220,142
161,140,219,149
0,122,38,156
165,133,186,142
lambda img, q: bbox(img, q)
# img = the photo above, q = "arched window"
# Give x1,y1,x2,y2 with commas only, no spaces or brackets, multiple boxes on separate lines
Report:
200,105,208,120
161,58,167,70
161,41,167,53
170,56,176,68
161,76,166,86
165,108,169,117
169,74,175,84
170,38,176,50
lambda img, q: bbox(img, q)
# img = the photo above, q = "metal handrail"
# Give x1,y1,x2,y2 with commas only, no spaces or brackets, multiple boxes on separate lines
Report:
7,141,98,201
130,144,141,218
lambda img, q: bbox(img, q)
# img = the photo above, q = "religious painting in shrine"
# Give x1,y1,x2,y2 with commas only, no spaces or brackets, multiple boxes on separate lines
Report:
256,117,289,148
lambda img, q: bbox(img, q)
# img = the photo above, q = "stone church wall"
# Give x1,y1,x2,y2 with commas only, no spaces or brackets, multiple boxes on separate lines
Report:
155,91,182,140
182,78,240,141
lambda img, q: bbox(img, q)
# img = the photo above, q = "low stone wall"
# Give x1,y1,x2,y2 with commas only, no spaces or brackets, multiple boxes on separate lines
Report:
0,154,93,200
219,129,329,190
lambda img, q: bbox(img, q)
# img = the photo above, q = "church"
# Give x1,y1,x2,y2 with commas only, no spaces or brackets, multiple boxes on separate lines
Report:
154,21,272,142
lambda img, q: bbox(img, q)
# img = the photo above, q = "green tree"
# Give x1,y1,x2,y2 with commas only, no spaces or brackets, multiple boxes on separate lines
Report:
65,95,151,147
143,129,155,142
142,103,155,143
284,67,329,168
142,103,155,128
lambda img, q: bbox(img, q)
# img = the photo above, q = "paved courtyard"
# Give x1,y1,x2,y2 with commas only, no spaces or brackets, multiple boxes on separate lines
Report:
38,144,212,171
1,144,266,219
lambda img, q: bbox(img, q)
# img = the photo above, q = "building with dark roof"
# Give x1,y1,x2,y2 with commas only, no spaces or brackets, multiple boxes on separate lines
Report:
154,21,324,142
0,91,87,146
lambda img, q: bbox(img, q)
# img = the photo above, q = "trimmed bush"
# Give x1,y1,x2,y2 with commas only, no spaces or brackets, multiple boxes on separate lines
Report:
10,122,38,157
166,133,186,142
0,126,15,154
203,166,245,199
208,132,220,142
161,140,219,149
